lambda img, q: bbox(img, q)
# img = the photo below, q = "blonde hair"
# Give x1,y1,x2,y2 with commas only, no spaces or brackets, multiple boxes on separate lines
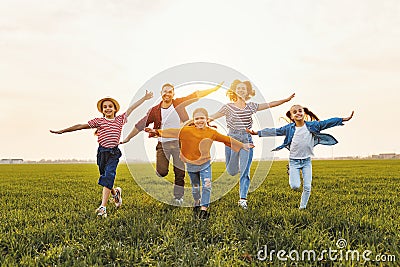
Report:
226,80,255,102
184,108,216,128
192,108,208,118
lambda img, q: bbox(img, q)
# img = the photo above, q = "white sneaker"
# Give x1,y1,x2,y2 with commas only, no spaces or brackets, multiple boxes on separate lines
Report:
113,187,122,208
173,198,183,206
238,199,248,210
96,206,107,218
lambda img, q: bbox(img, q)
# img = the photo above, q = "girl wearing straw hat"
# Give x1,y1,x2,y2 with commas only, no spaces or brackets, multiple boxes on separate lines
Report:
50,91,153,217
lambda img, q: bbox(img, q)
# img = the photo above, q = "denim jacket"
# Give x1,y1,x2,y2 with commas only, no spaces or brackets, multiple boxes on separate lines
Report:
258,117,344,151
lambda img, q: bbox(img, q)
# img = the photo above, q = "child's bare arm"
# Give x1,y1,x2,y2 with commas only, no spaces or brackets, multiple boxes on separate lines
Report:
242,142,255,151
50,124,90,134
126,90,153,117
120,127,140,144
149,128,180,138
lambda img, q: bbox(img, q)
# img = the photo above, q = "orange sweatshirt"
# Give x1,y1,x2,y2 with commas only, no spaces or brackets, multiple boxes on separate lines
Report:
157,126,244,165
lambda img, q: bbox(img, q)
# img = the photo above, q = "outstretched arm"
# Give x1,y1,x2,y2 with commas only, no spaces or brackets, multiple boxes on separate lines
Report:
214,132,254,152
145,127,180,138
257,93,295,111
317,112,355,131
342,111,354,122
246,129,258,135
120,127,140,144
126,90,153,117
50,124,90,134
209,111,225,121
246,125,288,137
195,82,223,98
241,142,255,151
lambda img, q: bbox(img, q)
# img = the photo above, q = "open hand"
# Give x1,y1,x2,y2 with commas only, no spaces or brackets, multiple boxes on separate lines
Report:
145,127,159,138
246,129,258,135
119,139,129,144
343,111,354,122
242,143,255,151
144,90,153,100
286,93,295,102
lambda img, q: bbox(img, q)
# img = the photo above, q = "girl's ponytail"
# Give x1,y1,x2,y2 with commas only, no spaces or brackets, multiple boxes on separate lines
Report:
303,107,319,121
286,110,292,122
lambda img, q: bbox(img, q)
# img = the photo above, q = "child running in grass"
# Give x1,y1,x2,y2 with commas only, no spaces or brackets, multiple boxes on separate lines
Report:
210,79,295,209
145,108,254,219
50,91,153,217
247,104,354,210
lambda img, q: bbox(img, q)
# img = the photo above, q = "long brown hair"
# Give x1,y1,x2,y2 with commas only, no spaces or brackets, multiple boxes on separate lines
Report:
226,80,255,102
286,105,320,122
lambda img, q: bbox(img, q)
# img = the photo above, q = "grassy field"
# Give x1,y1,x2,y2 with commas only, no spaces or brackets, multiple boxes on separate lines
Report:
0,160,399,266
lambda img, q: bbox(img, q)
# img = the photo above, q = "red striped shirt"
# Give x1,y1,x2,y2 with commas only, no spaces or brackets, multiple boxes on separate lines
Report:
88,113,127,148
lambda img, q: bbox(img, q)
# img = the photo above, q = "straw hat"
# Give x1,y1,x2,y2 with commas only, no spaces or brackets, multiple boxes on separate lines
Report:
97,97,120,113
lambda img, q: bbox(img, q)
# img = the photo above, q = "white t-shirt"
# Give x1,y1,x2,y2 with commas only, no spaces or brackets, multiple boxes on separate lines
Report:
159,104,180,142
289,124,314,159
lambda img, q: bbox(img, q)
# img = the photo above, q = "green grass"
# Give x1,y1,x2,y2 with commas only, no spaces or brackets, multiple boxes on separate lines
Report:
0,160,399,266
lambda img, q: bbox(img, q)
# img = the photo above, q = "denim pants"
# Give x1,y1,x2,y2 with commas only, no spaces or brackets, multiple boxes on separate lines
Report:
156,141,185,199
186,161,212,208
225,130,253,199
97,145,122,190
289,157,312,209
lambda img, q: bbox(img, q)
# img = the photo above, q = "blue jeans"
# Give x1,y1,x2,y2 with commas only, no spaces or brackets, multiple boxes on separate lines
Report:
289,157,312,209
225,129,253,199
97,146,122,190
186,161,212,208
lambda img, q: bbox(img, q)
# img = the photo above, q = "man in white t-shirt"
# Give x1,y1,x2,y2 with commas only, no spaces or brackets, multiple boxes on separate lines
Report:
122,83,222,205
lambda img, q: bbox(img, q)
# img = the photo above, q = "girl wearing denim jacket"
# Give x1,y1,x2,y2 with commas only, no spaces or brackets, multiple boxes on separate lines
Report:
210,79,295,209
247,105,354,209
50,91,153,217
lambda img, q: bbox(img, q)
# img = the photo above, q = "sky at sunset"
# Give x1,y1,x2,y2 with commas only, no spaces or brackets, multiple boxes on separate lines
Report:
1,0,399,161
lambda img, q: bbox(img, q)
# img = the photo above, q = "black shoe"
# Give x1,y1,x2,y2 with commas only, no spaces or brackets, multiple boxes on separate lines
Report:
198,210,210,220
193,206,200,218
